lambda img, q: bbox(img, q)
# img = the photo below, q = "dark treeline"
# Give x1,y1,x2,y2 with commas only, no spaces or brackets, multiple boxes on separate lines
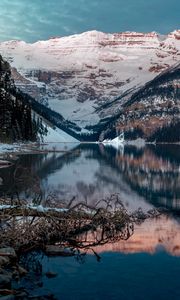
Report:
0,55,39,142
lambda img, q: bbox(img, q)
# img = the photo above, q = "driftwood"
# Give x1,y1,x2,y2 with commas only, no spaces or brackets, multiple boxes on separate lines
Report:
0,195,160,255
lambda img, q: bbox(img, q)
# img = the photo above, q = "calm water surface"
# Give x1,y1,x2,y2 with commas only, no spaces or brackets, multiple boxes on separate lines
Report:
1,143,180,299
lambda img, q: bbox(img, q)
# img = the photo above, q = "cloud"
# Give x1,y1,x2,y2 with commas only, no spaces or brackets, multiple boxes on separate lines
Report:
0,0,179,42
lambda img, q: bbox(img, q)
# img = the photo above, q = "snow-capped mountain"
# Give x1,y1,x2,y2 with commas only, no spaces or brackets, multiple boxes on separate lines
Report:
0,30,179,137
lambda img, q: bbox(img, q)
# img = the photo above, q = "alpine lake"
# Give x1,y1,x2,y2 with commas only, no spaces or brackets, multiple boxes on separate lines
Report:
0,142,180,300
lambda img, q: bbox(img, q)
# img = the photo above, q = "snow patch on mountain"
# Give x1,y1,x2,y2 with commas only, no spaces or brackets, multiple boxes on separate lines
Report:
42,125,79,143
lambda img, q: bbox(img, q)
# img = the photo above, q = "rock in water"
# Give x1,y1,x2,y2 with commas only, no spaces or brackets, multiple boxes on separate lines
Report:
0,248,16,259
45,245,74,256
45,271,58,278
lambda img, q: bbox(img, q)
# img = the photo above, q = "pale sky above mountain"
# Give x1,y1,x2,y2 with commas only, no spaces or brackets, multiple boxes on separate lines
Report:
0,0,179,42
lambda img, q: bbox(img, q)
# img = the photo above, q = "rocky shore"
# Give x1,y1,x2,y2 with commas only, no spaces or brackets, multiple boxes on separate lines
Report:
0,247,58,299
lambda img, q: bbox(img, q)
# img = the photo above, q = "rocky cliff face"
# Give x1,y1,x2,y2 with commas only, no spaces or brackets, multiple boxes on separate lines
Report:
0,30,179,135
0,55,38,142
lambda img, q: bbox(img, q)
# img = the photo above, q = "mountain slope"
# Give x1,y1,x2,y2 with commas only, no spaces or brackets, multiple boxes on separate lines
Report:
102,63,180,142
0,30,179,135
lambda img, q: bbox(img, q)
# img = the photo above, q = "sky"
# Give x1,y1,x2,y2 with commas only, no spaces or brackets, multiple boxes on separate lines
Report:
0,0,179,42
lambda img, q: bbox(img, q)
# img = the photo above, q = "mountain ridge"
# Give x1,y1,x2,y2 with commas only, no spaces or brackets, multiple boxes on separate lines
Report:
2,29,179,44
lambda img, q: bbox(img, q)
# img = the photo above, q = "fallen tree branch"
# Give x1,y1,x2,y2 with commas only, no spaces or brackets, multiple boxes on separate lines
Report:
0,196,161,254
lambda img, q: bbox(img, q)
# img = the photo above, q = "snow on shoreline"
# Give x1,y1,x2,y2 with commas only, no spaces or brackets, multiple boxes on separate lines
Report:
0,204,68,213
41,125,78,143
0,143,29,154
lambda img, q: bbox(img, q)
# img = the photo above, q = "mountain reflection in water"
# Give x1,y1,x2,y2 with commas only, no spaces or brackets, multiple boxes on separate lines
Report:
0,144,179,212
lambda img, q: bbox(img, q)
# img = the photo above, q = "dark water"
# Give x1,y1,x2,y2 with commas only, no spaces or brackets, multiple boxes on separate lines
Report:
1,143,180,299
33,252,180,300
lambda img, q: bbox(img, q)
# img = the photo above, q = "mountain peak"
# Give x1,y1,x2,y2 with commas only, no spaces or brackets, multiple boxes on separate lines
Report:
168,29,180,39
